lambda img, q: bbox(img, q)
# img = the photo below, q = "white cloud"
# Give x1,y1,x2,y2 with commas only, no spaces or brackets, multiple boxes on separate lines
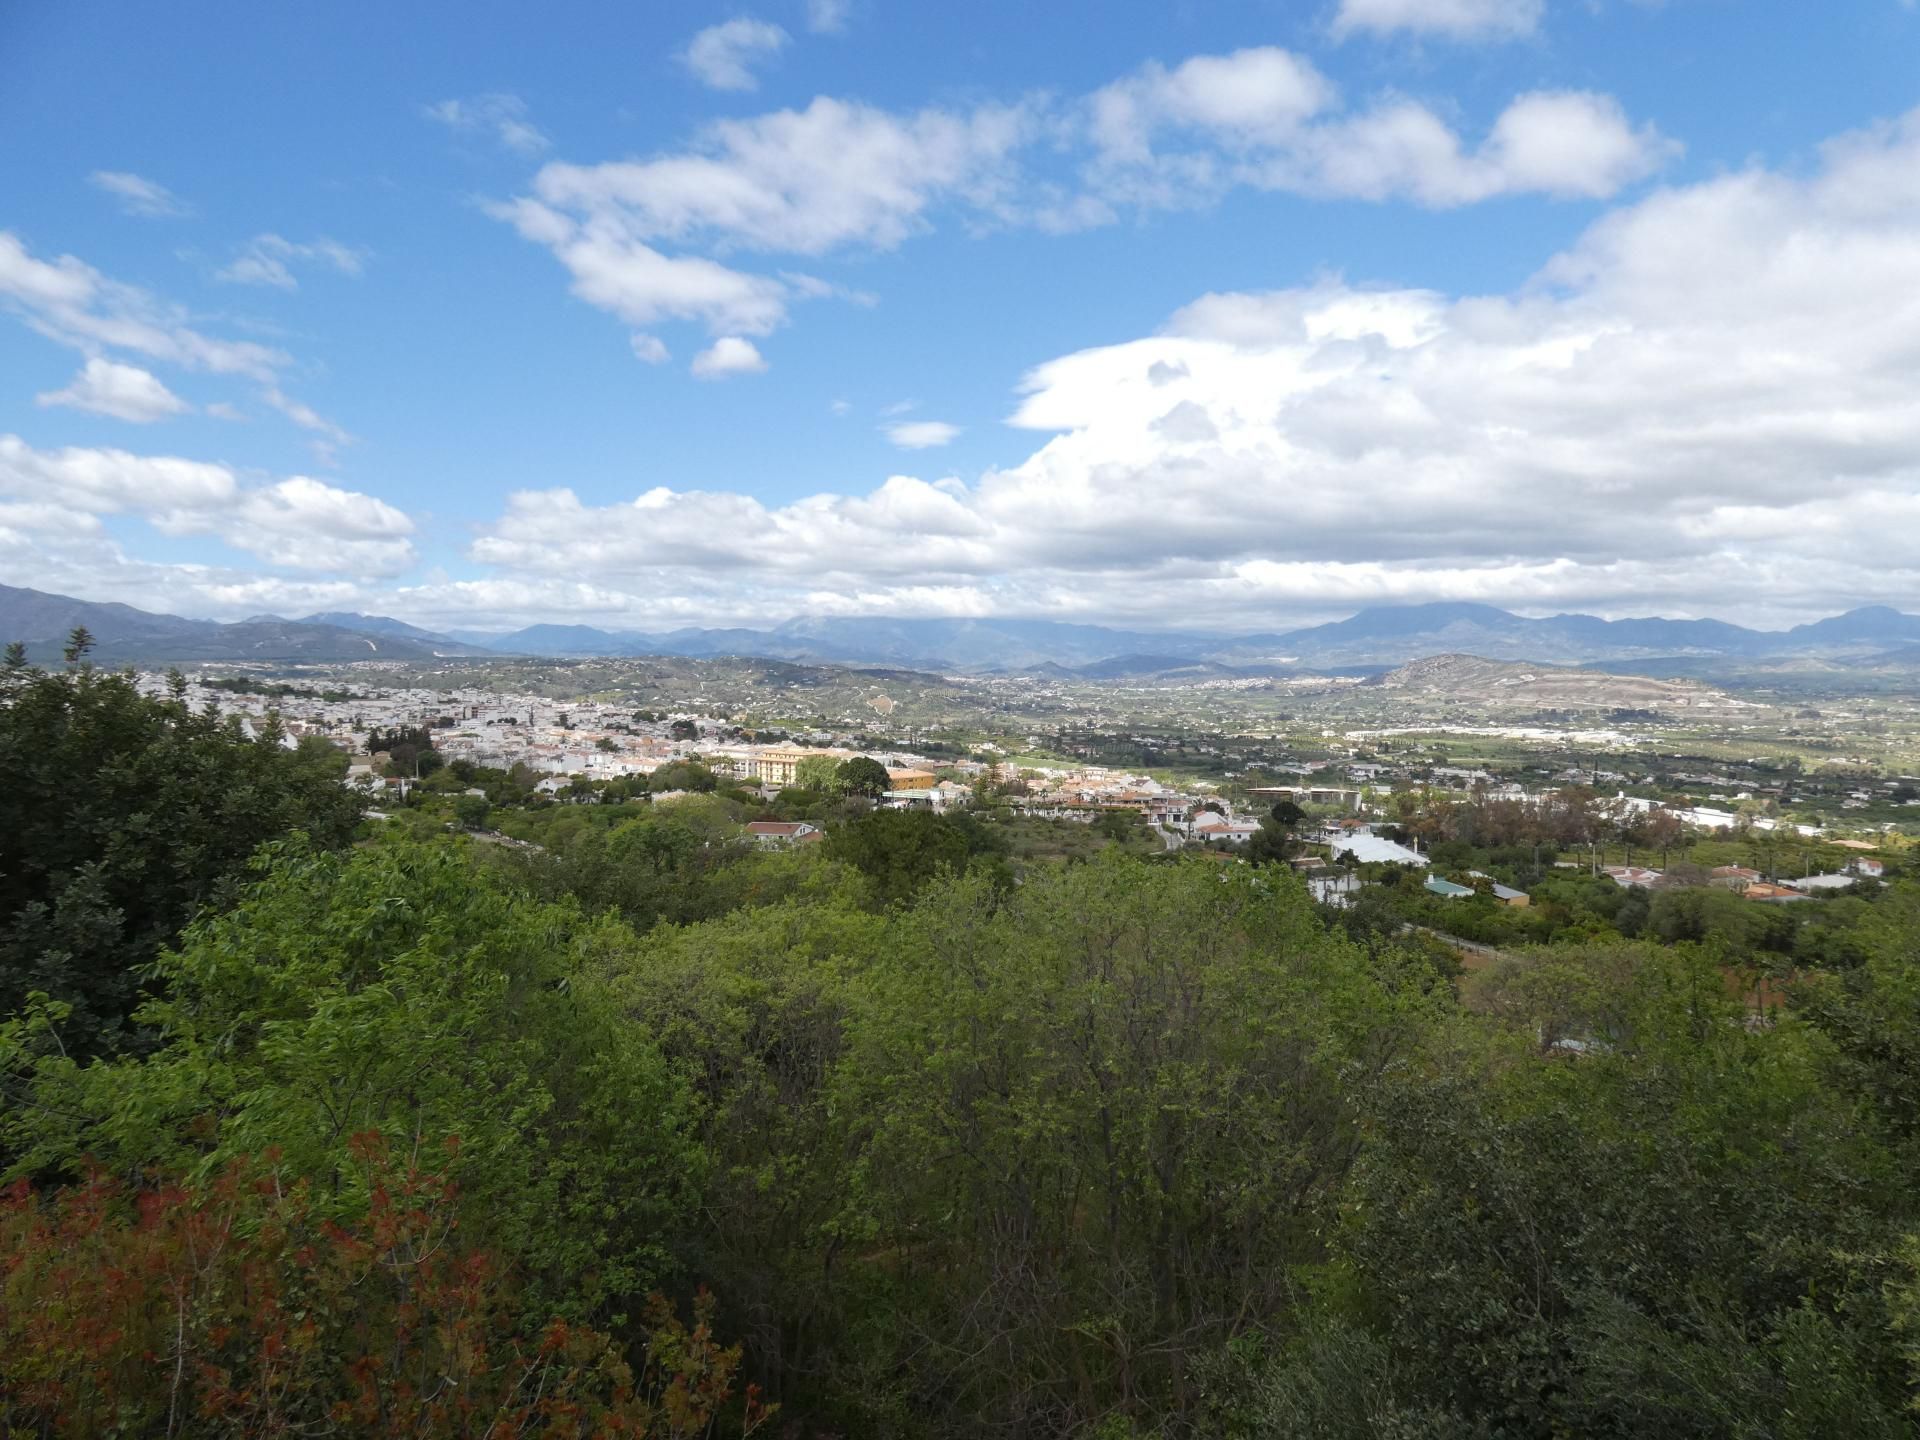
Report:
1332,0,1544,41
88,171,192,218
0,236,350,450
424,93,550,155
0,230,286,379
495,95,1032,340
1089,47,1337,164
492,197,794,334
0,434,413,578
442,106,1920,627
496,54,1666,355
807,0,850,33
691,336,768,378
681,18,789,92
526,96,1034,256
204,476,415,574
216,234,367,289
1090,53,1673,209
886,419,960,449
630,332,671,364
0,434,233,513
36,359,190,423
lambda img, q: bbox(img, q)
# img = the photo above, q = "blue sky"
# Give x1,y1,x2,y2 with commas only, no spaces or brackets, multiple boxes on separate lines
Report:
4,0,1920,632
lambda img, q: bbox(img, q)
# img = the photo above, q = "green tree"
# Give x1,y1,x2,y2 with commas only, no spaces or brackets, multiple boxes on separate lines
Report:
829,855,1433,1430
647,758,719,793
453,793,492,830
823,807,1006,907
1283,942,1911,1436
836,755,893,798
0,644,363,1057
793,754,844,793
3,837,702,1325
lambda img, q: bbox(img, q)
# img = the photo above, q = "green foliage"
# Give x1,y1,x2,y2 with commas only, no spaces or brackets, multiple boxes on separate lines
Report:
0,653,363,1058
836,755,893,798
366,723,438,775
793,753,844,793
3,837,701,1324
823,806,1008,906
1288,942,1911,1436
608,853,1436,1431
648,758,719,793
1246,814,1300,866
830,856,1433,1430
452,792,492,829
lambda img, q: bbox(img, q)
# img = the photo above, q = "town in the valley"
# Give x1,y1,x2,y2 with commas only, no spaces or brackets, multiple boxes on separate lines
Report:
141,654,1920,975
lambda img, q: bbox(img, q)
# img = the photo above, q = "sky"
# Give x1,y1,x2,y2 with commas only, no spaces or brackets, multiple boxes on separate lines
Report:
4,0,1920,636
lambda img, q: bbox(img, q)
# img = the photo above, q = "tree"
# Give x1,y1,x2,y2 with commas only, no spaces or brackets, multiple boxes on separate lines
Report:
0,653,363,1058
366,724,438,776
668,718,699,742
648,759,719,793
1294,942,1911,1436
596,735,618,752
828,855,1432,1430
824,808,1006,907
1245,819,1299,865
0,1140,771,1437
4,837,702,1326
793,754,844,793
453,793,491,830
836,755,893,799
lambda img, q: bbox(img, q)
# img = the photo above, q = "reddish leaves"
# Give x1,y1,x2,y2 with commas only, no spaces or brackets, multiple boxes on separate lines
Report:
0,1137,771,1438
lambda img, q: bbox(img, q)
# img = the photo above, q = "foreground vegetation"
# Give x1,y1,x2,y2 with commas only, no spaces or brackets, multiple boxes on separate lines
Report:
6,646,1920,1436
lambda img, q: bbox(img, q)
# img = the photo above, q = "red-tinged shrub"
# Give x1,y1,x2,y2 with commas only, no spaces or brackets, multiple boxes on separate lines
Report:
0,1134,774,1439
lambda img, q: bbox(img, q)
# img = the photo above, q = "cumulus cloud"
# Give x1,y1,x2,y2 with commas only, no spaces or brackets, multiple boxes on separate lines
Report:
493,51,1668,353
886,419,960,449
1088,52,1674,209
424,93,549,155
36,359,190,422
1089,47,1338,163
1332,0,1544,41
216,234,367,289
681,18,789,92
88,170,192,218
630,332,671,364
443,106,1920,628
0,434,414,578
691,335,768,378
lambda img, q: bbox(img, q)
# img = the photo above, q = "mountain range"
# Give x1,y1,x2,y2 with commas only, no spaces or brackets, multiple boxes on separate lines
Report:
6,585,1920,674
448,602,1920,672
0,587,491,663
